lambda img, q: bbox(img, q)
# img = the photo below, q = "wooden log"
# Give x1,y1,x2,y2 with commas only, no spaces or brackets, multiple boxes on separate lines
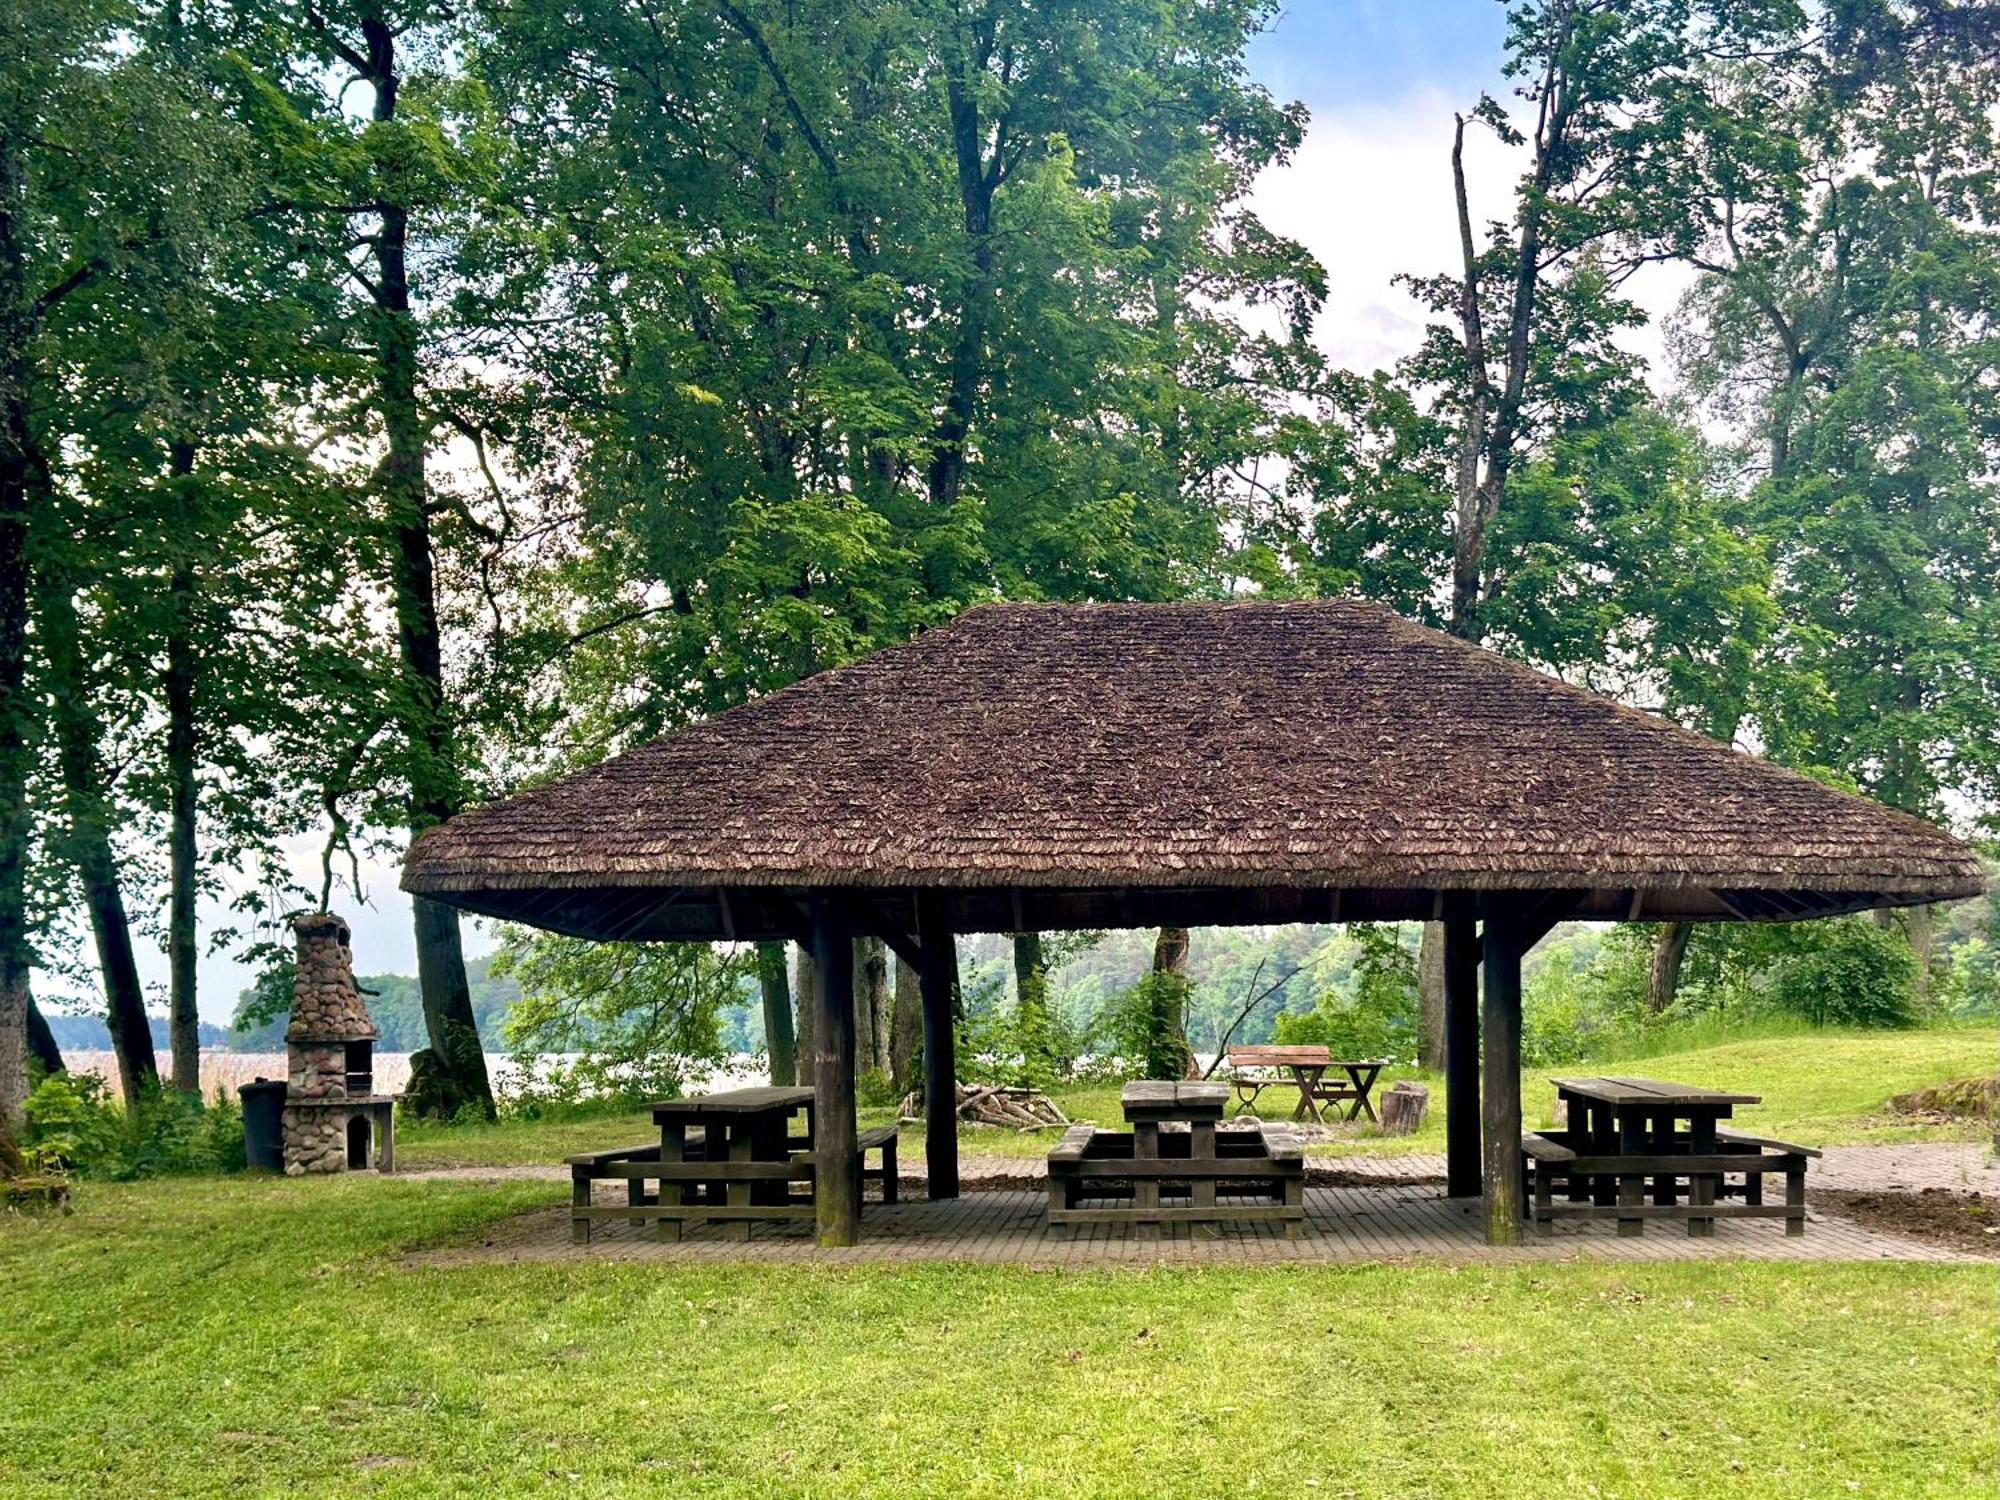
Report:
916,891,959,1200
811,902,860,1247
1442,900,1480,1197
1378,1081,1430,1136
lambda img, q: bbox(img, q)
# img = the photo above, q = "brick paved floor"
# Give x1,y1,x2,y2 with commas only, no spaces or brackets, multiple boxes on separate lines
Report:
409,1176,1982,1269
404,1140,1996,1194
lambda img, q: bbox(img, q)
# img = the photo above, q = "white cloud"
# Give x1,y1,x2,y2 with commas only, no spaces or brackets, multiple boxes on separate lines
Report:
1250,88,1694,389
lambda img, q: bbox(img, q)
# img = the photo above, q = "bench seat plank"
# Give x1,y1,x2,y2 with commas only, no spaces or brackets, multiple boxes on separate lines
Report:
1715,1126,1822,1158
1521,1131,1576,1162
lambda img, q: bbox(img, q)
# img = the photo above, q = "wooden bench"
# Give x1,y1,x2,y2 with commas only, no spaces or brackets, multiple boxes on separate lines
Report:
568,1126,899,1242
1046,1120,1305,1238
1521,1126,1816,1239
794,1124,901,1205
1226,1046,1328,1117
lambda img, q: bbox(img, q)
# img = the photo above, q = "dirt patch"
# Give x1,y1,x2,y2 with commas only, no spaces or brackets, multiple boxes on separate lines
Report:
1815,1187,2000,1254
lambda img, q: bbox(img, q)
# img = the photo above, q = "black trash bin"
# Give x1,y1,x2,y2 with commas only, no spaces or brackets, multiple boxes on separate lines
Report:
240,1078,288,1172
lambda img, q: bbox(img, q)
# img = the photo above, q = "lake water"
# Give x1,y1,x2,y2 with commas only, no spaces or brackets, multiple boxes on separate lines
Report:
62,1051,776,1101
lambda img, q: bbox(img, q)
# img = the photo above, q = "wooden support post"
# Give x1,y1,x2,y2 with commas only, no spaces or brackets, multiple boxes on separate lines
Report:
1617,1112,1646,1237
1480,905,1526,1246
660,1120,687,1242
1132,1118,1161,1241
1443,899,1480,1199
811,901,860,1247
1688,1114,1717,1237
915,891,960,1201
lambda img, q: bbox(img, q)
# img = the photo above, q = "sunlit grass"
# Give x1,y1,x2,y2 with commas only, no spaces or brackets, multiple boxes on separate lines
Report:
1,1174,1990,1498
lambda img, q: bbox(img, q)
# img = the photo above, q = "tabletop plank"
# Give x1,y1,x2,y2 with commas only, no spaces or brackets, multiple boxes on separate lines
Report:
649,1086,816,1118
1551,1076,1760,1107
1121,1081,1229,1106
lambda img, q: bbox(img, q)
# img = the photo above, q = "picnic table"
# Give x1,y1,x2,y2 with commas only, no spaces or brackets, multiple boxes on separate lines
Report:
1520,1076,1819,1238
1046,1080,1303,1238
1225,1045,1386,1124
567,1086,898,1243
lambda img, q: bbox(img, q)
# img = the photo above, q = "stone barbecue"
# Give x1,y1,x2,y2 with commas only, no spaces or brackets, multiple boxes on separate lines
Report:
282,912,395,1174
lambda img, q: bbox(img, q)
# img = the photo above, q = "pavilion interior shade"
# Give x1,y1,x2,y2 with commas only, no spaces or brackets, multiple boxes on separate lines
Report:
402,601,1984,913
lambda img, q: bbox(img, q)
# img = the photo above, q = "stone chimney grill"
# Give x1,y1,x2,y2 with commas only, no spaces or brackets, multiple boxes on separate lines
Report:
281,912,395,1174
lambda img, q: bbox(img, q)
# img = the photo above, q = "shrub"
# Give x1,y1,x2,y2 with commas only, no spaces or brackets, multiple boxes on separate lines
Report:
23,1074,246,1179
857,1068,899,1109
21,1073,122,1172
1765,918,1919,1027
1096,972,1195,1081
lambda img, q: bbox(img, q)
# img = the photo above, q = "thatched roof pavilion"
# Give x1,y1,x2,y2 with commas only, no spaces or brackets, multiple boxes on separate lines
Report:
404,602,1982,1245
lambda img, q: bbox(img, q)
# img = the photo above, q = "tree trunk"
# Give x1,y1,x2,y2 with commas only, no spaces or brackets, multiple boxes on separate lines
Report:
891,953,923,1101
1150,927,1196,1078
756,941,795,1086
0,969,24,1127
853,935,889,1075
793,943,818,1066
927,63,998,509
1011,930,1051,1072
163,440,200,1094
0,134,38,1126
1012,931,1045,1022
1906,903,1935,1017
1648,923,1693,1016
1447,74,1568,639
24,996,60,1075
1417,920,1446,1070
363,15,491,1120
39,571,155,1109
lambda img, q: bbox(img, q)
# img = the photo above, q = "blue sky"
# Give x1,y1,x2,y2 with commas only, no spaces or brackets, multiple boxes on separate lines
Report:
1248,0,1508,110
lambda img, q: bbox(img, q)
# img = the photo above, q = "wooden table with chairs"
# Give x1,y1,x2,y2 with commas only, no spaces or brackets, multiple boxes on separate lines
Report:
1225,1045,1387,1124
567,1087,899,1243
1046,1080,1304,1238
1521,1076,1819,1238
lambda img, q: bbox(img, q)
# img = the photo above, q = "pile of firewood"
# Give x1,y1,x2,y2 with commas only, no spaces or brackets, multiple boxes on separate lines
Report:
897,1083,1071,1131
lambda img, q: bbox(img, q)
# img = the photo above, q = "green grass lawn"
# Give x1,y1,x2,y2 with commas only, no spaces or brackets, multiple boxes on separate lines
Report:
1,1173,1990,1498
396,1025,1997,1171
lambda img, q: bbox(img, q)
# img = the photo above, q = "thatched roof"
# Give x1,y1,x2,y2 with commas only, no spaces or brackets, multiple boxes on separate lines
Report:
403,601,1983,938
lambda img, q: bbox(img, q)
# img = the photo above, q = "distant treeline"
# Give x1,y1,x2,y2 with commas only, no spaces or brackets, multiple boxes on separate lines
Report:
42,1016,232,1053
225,956,523,1053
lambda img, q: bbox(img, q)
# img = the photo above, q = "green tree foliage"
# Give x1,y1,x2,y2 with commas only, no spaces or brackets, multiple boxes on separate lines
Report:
1273,925,1420,1060
226,956,520,1053
1679,0,2000,821
0,0,302,1117
469,0,1323,753
491,932,746,1106
3,0,1993,1124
